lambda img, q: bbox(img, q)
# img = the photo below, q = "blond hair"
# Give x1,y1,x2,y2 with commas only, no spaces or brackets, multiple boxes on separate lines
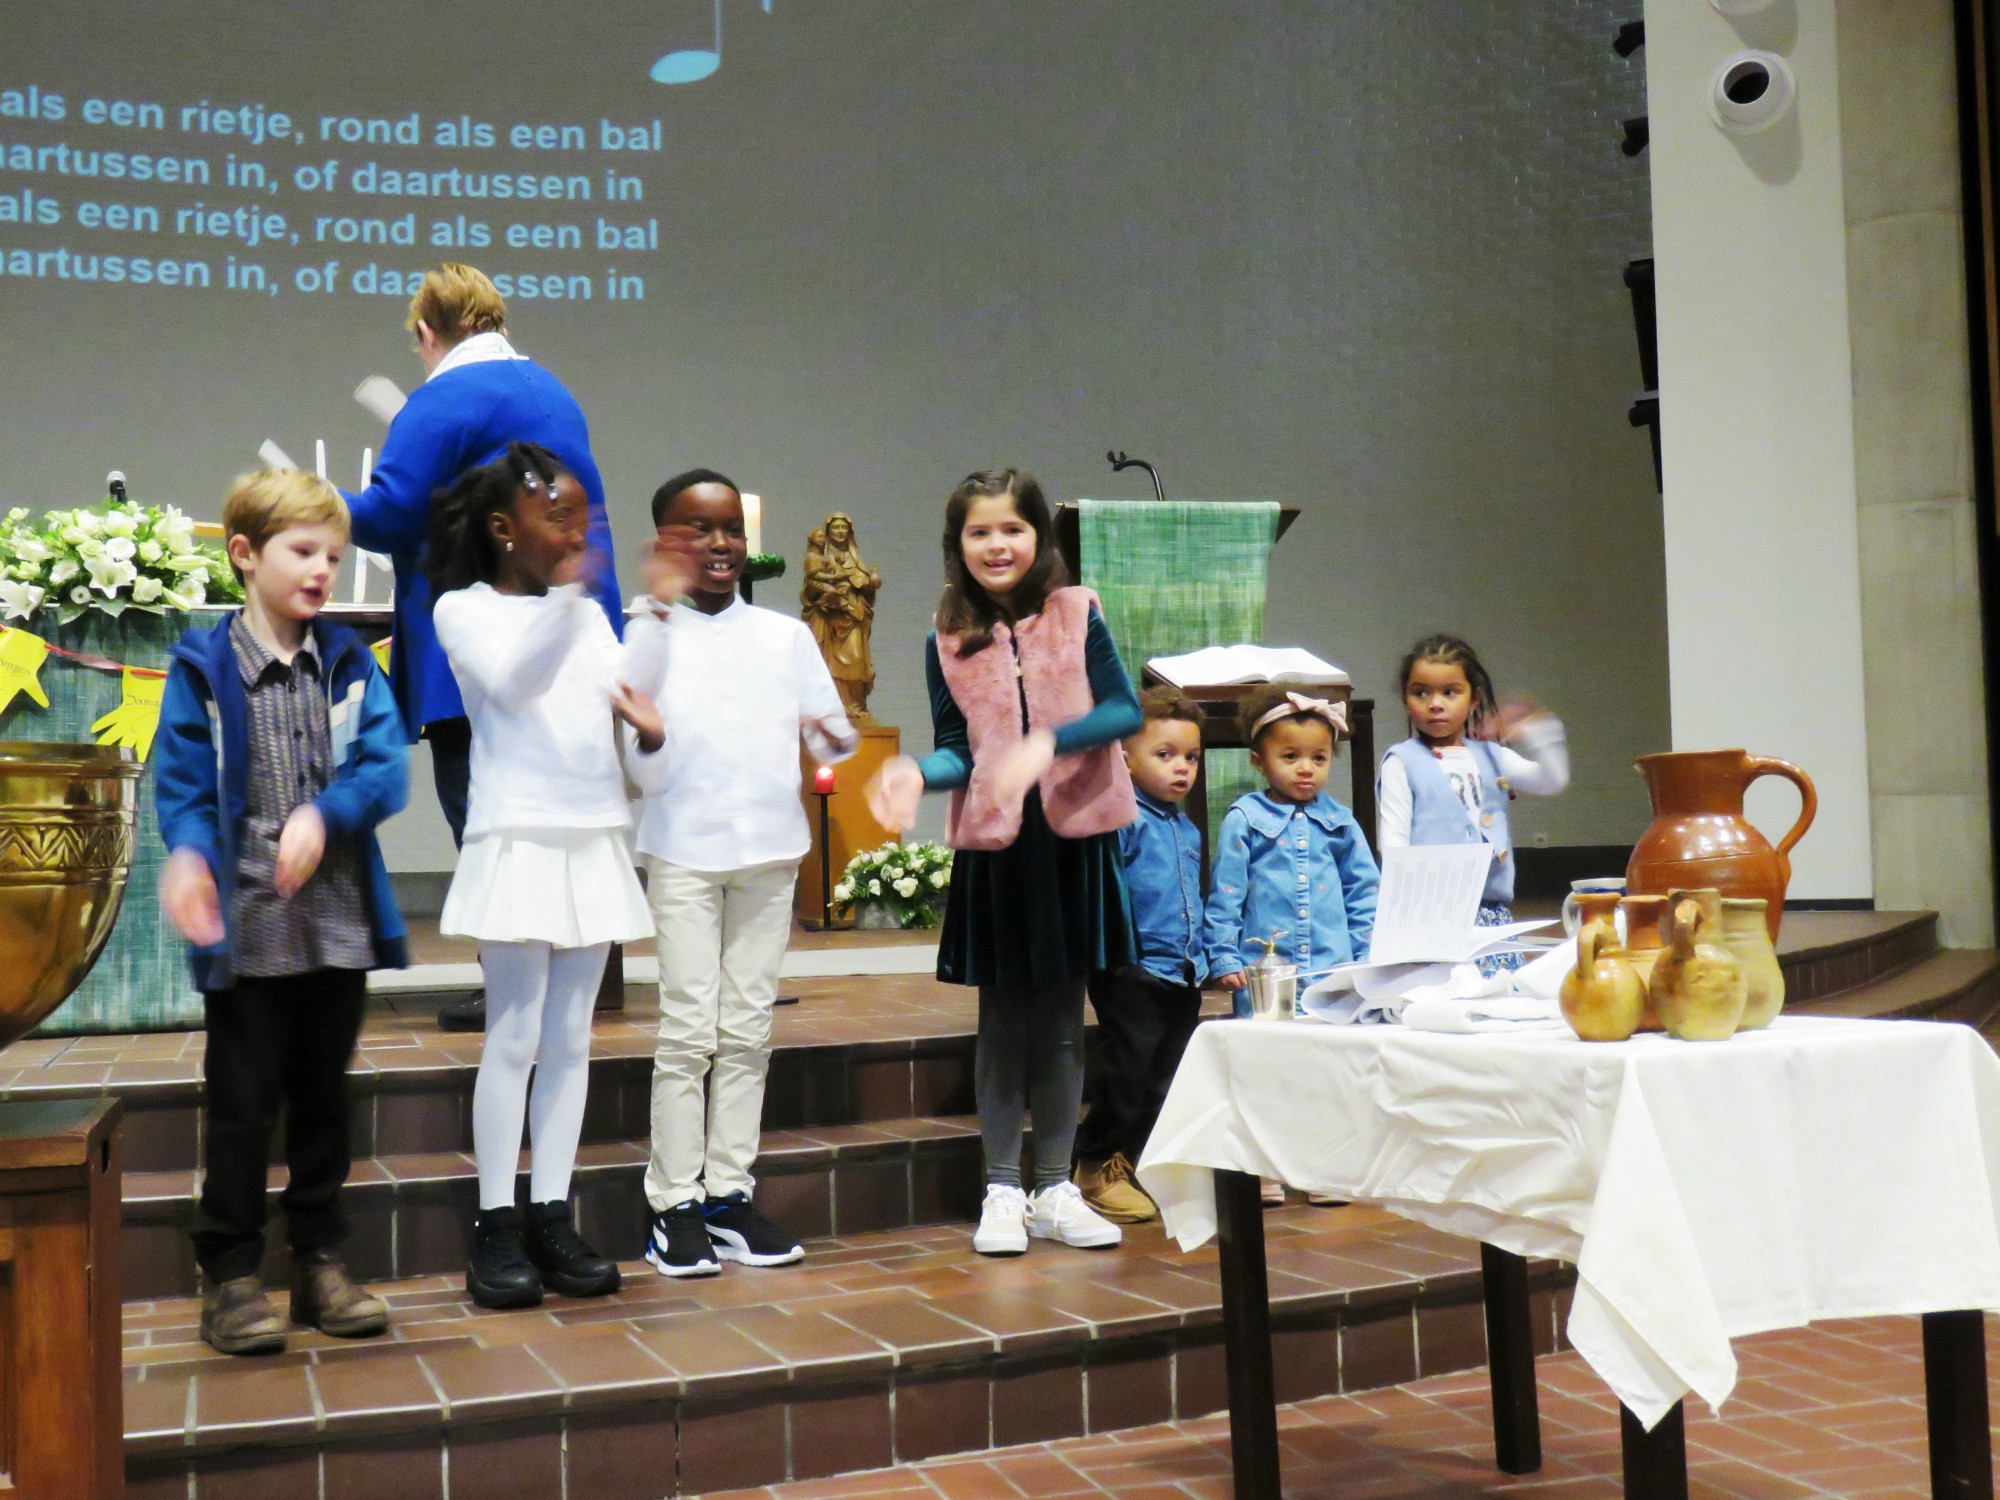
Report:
404,263,507,343
222,470,349,580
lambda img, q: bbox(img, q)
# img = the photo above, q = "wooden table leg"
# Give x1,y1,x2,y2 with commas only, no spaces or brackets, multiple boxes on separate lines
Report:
1480,1244,1542,1474
1215,1167,1282,1500
1923,1309,1993,1500
1620,1402,1688,1500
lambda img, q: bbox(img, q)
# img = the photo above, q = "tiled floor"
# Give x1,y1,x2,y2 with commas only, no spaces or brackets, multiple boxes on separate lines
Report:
707,1314,1990,1500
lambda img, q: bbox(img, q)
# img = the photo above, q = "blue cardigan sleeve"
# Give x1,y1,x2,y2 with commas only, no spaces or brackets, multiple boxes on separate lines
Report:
152,661,222,872
343,386,473,556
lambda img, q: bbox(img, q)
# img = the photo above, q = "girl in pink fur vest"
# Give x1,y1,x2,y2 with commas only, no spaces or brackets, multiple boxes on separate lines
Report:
870,469,1141,1258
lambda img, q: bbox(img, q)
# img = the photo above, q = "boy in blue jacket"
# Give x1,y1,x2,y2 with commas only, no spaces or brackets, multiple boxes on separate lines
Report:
155,470,410,1356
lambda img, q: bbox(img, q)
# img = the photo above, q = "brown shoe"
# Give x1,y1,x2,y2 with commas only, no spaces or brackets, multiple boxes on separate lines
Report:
200,1275,287,1356
290,1249,389,1338
1073,1154,1157,1224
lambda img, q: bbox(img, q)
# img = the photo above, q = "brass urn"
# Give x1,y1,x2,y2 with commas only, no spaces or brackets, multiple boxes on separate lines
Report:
0,742,140,1049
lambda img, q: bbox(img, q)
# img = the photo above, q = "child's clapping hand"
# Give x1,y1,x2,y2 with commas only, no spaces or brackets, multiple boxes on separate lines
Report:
275,805,326,898
160,848,224,946
645,526,704,607
613,683,665,754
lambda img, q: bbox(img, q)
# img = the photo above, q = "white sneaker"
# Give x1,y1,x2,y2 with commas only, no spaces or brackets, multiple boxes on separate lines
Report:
1028,1181,1122,1249
973,1184,1030,1256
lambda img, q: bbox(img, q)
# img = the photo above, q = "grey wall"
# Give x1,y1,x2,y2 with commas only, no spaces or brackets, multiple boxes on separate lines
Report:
0,0,1663,871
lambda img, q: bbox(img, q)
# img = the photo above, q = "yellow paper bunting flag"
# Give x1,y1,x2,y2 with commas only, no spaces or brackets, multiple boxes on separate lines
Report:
371,636,392,674
92,669,166,762
0,629,50,716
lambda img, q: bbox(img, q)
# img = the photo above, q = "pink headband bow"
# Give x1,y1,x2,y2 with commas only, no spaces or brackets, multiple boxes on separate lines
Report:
1252,691,1348,739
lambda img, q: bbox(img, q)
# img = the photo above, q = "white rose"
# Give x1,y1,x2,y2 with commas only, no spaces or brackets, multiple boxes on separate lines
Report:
137,539,163,564
68,585,92,605
832,881,853,903
2,508,25,525
179,575,206,604
0,580,43,619
11,536,48,565
101,509,137,538
867,879,882,896
61,527,89,548
930,870,947,889
894,878,918,898
885,866,905,882
102,536,136,562
131,575,164,605
47,558,78,586
70,511,99,537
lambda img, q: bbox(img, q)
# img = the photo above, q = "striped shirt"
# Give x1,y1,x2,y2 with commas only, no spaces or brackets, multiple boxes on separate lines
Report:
227,615,373,977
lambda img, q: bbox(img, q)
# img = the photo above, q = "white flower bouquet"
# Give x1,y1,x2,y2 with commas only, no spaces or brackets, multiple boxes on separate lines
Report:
0,498,243,625
832,839,952,929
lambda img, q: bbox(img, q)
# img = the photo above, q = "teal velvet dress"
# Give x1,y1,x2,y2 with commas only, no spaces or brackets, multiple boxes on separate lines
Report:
920,609,1141,991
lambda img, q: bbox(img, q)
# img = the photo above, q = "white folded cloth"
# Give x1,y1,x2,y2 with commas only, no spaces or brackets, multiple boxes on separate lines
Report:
1401,994,1568,1032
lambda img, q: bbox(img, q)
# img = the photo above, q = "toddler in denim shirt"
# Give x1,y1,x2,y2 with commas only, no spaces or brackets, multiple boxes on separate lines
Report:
1205,686,1379,1014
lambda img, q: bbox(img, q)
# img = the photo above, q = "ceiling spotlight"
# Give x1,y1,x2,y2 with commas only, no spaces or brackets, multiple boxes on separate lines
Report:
1709,51,1796,135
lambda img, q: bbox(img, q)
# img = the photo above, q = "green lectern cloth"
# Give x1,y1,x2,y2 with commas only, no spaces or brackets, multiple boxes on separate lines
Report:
1075,500,1279,832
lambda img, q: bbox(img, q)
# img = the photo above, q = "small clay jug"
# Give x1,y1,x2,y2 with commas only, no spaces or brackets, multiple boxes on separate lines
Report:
1559,914,1646,1042
1568,890,1622,938
1720,896,1785,1029
1619,894,1670,1031
1649,888,1747,1041
1627,750,1817,942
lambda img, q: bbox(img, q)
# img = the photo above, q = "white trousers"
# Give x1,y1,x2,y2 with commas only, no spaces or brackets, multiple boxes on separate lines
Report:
642,857,797,1209
472,940,609,1211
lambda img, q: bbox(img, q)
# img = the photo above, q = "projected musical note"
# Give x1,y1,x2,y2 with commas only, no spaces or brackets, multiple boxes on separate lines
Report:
651,0,773,85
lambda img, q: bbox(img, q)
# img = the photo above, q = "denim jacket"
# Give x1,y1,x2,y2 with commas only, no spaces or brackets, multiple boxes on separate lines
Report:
1203,791,1380,980
1118,789,1207,985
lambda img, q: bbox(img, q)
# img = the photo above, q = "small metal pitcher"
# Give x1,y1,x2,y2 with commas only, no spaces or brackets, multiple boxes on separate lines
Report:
1245,933,1297,1021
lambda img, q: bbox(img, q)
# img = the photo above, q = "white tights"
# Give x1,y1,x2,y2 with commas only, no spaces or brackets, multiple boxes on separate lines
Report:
472,940,608,1210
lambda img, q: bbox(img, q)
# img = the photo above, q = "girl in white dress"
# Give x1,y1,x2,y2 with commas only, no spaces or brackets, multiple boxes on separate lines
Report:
427,440,684,1308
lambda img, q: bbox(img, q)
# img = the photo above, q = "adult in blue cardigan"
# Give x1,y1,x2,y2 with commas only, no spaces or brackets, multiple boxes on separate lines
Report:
342,262,623,1029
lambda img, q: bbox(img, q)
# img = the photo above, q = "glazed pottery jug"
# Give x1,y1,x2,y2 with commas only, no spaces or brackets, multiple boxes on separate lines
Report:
1720,896,1785,1029
1619,894,1670,1030
1650,888,1747,1041
1627,750,1817,942
1559,913,1646,1042
1561,878,1627,935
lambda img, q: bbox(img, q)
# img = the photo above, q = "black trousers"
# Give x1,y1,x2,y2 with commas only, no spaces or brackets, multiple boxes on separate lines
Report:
193,968,369,1283
424,715,471,850
1075,964,1203,1166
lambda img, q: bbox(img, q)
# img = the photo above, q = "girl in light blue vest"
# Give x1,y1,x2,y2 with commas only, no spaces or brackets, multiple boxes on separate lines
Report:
1378,635,1569,974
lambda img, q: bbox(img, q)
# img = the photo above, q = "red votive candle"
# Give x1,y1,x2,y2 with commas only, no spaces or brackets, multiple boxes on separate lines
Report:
813,765,836,795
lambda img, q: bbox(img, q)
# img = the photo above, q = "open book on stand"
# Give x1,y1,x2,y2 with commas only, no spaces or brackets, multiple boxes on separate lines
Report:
1147,645,1349,688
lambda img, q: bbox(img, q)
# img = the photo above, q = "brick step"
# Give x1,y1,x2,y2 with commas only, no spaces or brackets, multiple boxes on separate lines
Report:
1775,909,1939,1002
1789,946,2000,1026
120,1204,1577,1499
123,1115,995,1300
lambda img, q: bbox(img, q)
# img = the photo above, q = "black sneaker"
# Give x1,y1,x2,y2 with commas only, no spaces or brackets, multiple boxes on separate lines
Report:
523,1200,620,1298
438,990,486,1033
645,1200,720,1278
703,1192,804,1267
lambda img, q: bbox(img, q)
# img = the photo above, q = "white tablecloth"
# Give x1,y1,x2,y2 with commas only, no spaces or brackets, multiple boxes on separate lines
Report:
1136,1015,2000,1427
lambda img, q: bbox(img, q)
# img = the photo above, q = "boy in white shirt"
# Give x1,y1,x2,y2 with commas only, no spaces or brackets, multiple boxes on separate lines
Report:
635,469,858,1276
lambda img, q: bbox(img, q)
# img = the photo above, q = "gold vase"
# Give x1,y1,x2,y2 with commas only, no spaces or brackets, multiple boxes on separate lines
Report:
1649,888,1747,1041
1720,896,1785,1029
0,743,139,1050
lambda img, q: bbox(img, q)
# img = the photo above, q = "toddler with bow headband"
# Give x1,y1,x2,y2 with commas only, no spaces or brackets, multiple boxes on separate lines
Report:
1203,684,1380,1021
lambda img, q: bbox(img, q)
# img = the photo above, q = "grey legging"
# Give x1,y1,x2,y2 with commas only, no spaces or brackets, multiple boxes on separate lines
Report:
976,981,1087,1191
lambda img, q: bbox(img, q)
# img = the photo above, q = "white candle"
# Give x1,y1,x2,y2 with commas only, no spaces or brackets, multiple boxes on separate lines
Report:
314,439,327,480
742,492,763,557
360,446,372,488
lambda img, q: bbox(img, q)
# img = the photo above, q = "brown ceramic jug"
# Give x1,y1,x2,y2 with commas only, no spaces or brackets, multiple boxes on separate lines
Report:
1627,750,1816,942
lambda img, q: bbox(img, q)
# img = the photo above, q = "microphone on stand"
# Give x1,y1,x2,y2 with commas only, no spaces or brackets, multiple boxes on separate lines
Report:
106,470,129,504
